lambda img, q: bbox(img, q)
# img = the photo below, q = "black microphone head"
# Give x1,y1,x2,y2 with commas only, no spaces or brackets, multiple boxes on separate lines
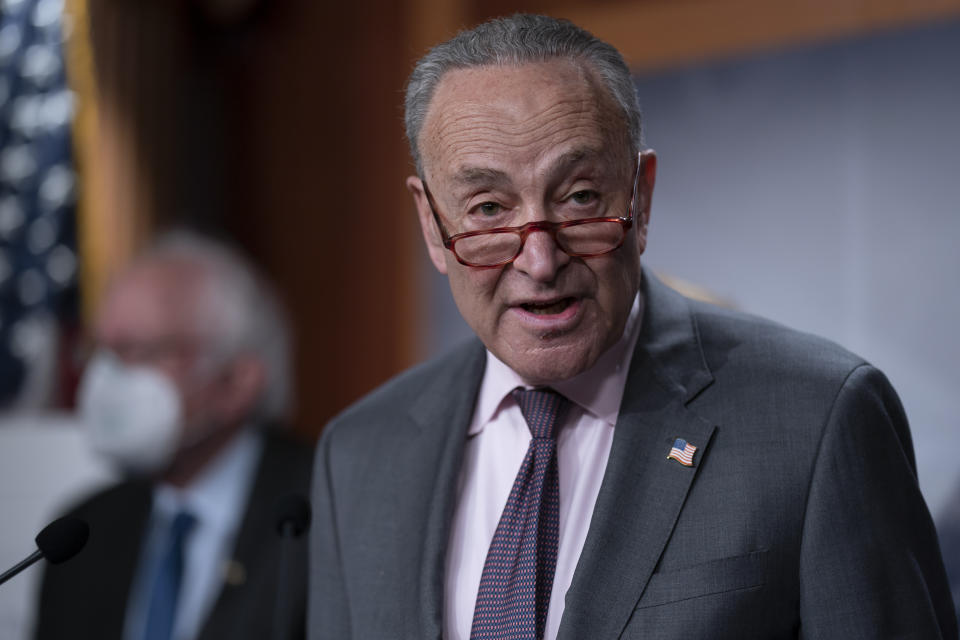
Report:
35,516,89,564
274,493,311,537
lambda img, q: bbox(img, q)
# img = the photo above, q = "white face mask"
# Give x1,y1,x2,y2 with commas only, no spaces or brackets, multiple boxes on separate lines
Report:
78,351,184,475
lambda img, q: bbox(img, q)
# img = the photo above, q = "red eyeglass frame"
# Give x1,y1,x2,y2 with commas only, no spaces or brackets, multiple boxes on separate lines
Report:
422,152,643,269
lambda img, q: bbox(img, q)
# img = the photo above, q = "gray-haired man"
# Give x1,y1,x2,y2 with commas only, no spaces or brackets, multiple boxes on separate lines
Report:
36,231,312,640
310,15,956,639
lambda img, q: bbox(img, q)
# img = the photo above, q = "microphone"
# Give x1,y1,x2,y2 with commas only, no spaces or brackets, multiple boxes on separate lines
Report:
272,493,311,640
0,516,89,586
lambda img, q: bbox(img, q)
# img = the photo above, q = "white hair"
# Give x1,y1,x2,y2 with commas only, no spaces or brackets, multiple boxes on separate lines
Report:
139,229,293,423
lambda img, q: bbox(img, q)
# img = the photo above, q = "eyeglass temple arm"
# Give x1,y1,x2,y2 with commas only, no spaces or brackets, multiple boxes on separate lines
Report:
422,181,453,245
628,151,645,221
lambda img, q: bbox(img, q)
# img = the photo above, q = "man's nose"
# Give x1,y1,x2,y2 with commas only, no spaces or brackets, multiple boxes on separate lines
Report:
511,224,570,283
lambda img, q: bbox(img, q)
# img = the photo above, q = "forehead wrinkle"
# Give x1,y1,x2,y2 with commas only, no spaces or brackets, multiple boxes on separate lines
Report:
438,95,602,144
431,116,607,179
451,146,599,186
422,62,629,188
514,93,605,132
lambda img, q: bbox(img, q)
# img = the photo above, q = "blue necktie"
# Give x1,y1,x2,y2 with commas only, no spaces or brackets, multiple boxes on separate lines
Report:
471,388,571,640
142,511,196,640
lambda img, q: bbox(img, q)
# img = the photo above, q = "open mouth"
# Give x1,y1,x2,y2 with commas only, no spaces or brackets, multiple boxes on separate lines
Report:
520,297,575,315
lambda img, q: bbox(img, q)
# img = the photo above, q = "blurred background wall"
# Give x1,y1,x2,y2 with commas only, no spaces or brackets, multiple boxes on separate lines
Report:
1,0,959,637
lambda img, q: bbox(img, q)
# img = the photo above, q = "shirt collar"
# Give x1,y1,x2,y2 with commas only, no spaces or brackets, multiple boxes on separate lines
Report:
152,428,262,533
470,292,644,435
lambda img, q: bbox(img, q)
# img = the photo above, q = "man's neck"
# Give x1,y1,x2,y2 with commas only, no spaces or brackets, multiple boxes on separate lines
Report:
160,420,248,488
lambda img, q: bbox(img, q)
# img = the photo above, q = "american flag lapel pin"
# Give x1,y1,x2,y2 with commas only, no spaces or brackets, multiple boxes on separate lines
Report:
667,438,697,467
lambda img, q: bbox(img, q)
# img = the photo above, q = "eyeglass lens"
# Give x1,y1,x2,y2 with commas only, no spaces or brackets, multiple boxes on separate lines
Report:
454,220,626,266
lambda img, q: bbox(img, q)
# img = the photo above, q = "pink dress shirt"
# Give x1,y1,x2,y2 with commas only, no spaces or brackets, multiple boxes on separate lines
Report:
444,295,644,640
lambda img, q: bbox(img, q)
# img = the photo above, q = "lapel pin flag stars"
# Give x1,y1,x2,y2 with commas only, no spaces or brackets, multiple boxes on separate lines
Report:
668,438,697,467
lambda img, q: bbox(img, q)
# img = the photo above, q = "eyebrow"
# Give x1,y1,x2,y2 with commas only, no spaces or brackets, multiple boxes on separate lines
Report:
553,148,593,171
449,167,510,189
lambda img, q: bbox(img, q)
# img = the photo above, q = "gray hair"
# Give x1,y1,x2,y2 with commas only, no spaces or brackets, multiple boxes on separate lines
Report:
138,230,293,423
404,14,642,177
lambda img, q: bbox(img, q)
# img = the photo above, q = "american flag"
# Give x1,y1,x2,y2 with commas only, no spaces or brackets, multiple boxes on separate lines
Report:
668,438,697,466
0,0,78,408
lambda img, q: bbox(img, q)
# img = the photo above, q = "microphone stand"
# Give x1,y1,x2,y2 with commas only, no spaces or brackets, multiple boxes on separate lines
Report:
0,550,43,586
271,521,296,640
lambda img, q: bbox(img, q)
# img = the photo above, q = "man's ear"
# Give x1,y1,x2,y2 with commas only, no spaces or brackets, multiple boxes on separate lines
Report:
406,176,449,275
635,148,657,255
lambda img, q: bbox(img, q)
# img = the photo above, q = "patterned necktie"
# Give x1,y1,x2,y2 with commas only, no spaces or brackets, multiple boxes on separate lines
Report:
143,510,196,640
471,387,571,640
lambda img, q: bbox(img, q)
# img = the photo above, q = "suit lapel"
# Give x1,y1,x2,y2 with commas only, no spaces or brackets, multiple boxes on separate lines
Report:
558,272,717,640
102,482,154,639
403,341,487,639
198,431,311,640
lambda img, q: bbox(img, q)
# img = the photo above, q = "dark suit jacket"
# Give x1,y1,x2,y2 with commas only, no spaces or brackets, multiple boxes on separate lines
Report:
310,271,957,639
936,483,960,627
34,430,312,640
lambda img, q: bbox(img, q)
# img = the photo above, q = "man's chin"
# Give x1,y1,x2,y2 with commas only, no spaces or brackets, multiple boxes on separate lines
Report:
500,347,596,387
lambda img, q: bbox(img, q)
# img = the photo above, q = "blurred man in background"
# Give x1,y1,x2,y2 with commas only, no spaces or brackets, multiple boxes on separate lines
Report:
34,230,311,640
309,14,955,640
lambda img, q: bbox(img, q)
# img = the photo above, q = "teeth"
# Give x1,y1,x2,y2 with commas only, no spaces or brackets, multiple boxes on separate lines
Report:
524,299,571,315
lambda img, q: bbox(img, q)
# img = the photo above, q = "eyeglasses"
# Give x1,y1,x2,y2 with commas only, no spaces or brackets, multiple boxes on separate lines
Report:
422,153,643,269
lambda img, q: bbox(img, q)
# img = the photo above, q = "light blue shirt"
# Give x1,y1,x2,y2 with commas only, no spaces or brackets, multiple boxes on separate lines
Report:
123,429,262,640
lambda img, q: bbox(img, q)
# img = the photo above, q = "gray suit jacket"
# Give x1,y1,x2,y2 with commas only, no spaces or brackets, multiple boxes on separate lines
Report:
310,272,957,639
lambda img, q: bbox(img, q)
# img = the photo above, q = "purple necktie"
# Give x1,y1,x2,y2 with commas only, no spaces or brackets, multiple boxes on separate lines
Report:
470,387,571,640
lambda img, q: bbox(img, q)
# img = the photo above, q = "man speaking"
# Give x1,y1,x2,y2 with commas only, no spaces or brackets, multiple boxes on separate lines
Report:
309,14,956,639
